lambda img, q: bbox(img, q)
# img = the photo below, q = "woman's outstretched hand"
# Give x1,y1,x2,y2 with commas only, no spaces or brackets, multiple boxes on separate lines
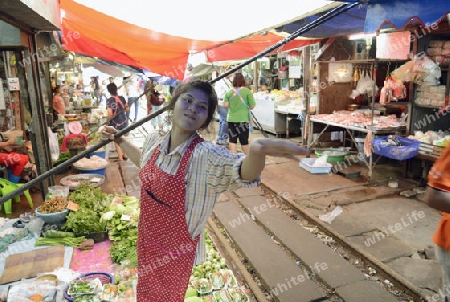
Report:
98,125,117,141
249,138,310,160
241,138,310,181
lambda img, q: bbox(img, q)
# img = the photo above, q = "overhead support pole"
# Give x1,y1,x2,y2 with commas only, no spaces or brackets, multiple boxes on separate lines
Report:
210,2,361,85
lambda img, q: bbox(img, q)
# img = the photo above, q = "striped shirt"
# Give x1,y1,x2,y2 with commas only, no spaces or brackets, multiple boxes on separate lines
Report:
140,131,260,264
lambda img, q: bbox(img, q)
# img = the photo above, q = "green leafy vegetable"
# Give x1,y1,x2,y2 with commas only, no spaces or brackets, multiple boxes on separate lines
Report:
35,236,85,248
68,185,110,212
62,207,106,233
43,230,75,238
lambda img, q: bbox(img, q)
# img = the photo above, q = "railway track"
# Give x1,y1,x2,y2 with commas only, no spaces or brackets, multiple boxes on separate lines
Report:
207,185,422,302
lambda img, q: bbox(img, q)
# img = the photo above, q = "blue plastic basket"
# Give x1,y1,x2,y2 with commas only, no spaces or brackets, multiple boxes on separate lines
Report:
372,136,421,161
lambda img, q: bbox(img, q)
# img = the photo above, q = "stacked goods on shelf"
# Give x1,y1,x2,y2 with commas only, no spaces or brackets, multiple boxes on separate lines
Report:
254,89,303,102
415,85,446,107
428,40,450,65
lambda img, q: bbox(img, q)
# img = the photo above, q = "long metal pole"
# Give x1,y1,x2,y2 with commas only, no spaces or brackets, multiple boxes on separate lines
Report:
0,1,360,205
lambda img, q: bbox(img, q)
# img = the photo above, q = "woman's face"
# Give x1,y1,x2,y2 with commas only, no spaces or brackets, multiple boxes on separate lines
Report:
172,88,209,132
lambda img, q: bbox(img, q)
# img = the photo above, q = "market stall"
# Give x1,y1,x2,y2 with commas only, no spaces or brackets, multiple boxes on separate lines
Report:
0,181,249,301
307,110,407,171
252,90,304,137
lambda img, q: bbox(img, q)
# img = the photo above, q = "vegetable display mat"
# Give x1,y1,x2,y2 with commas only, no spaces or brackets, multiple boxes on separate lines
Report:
71,239,113,273
0,245,65,284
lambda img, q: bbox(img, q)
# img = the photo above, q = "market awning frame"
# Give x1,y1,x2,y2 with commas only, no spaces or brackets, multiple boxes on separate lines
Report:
0,1,360,206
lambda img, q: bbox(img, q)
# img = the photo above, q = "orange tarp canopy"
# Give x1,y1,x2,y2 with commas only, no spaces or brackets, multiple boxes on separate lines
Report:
205,32,321,62
61,0,321,79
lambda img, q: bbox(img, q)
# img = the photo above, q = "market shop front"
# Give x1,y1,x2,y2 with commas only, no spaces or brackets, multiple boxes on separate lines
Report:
0,0,61,194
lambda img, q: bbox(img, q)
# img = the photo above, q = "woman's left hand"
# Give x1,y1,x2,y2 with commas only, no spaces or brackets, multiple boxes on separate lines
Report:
249,138,310,160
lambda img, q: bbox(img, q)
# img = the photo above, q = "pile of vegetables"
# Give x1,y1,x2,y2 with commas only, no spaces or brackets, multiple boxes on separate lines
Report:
68,184,111,212
53,151,70,167
38,197,68,214
63,207,106,233
100,195,140,267
185,232,248,301
61,185,112,234
191,233,227,279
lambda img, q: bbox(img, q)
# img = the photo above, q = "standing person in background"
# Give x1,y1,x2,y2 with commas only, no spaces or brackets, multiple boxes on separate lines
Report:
52,85,65,120
125,77,140,122
425,144,450,302
106,83,129,161
98,80,310,301
144,79,164,130
98,80,108,108
214,71,232,145
223,73,256,155
91,76,100,103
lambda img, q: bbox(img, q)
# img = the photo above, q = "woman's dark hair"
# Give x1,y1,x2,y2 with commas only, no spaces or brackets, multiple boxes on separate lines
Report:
52,85,61,94
232,73,246,88
107,83,118,96
168,80,217,129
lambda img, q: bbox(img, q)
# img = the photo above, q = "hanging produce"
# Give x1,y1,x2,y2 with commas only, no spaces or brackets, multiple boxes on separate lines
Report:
380,64,407,105
353,67,359,88
350,66,377,100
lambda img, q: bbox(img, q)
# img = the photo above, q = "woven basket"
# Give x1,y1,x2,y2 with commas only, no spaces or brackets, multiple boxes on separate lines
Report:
67,136,87,150
64,272,114,302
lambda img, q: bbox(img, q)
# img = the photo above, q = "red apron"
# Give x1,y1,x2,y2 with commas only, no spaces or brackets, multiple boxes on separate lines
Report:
136,136,203,301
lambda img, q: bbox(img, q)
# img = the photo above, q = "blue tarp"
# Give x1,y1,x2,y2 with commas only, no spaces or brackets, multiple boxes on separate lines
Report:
143,70,179,87
276,1,450,38
276,4,366,38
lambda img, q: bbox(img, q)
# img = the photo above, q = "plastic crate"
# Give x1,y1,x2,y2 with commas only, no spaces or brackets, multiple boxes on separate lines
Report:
300,158,332,174
64,272,114,302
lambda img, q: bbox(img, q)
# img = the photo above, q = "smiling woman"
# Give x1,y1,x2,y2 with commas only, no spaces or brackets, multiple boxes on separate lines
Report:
98,80,309,301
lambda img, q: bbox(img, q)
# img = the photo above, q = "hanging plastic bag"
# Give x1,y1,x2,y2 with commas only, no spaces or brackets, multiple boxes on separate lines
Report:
47,126,60,163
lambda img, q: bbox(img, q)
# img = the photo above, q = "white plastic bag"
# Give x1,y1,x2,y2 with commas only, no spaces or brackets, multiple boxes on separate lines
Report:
319,206,343,224
312,155,328,167
47,127,60,163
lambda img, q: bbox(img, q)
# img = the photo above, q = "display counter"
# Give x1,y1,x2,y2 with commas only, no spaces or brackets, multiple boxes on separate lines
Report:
307,114,406,177
307,117,406,148
252,98,303,137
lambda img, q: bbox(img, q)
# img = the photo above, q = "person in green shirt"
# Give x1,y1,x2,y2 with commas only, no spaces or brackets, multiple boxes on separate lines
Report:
222,73,256,154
